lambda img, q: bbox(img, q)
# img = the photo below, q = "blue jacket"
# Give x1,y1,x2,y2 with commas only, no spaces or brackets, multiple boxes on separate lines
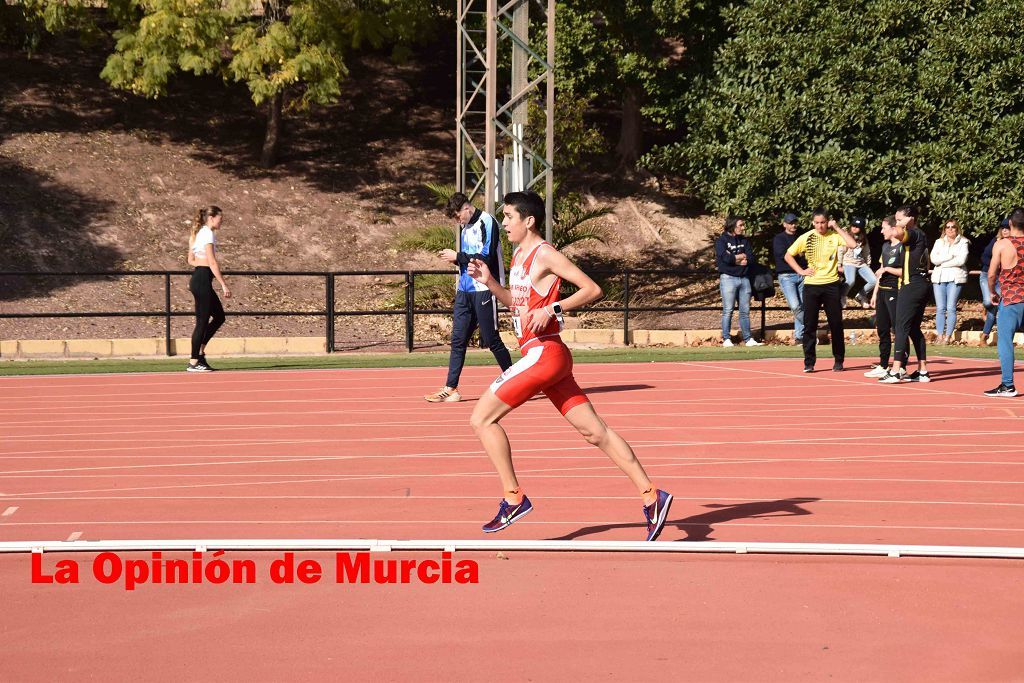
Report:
980,233,999,274
715,233,751,277
456,209,504,292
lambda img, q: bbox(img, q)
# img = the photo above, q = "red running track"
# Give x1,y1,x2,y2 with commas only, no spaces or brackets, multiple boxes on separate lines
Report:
1,356,1022,679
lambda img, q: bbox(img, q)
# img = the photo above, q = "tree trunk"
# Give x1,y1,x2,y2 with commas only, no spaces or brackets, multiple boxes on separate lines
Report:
260,92,283,167
615,86,642,168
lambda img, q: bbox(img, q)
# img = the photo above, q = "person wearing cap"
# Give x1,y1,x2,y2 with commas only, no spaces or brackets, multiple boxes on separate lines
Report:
839,217,876,309
773,212,805,343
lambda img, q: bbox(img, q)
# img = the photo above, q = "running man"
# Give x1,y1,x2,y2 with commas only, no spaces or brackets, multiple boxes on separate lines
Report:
879,204,930,383
784,209,857,372
465,191,673,541
425,192,513,402
984,207,1024,397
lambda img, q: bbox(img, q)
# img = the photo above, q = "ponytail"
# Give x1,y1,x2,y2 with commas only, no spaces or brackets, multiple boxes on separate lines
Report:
191,205,222,240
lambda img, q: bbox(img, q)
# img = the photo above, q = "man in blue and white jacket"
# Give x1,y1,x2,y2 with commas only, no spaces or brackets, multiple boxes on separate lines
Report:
425,193,514,402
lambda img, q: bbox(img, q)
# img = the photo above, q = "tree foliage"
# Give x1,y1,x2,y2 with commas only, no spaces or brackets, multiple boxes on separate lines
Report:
642,0,1024,234
554,0,708,164
14,0,446,166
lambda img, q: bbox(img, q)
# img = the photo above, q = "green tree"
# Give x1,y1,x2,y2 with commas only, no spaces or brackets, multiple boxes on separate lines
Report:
19,0,445,166
643,0,1024,235
555,0,709,167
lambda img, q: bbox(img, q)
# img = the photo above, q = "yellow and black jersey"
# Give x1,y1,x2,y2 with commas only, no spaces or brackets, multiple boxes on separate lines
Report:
787,230,845,285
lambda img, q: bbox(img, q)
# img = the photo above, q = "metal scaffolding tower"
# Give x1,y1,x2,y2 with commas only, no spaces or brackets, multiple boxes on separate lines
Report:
456,0,555,241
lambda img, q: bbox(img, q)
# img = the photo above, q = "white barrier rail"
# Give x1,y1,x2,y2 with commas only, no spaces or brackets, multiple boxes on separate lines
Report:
2,539,1023,559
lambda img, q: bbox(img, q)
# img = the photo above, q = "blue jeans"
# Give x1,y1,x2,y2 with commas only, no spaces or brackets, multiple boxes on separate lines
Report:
720,274,752,341
777,273,805,340
843,264,876,299
996,302,1024,387
932,281,963,337
980,275,999,335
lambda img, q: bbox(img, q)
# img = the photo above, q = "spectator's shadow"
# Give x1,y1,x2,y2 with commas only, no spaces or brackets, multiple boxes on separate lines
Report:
548,497,819,542
927,366,1000,381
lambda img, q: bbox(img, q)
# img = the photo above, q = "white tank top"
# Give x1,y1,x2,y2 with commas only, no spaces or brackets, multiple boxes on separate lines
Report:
191,226,216,259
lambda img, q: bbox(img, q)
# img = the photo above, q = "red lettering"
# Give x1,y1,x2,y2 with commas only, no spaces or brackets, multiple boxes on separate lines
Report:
336,552,369,583
124,559,149,591
296,559,322,584
418,560,440,584
31,553,78,584
93,552,121,584
454,560,479,584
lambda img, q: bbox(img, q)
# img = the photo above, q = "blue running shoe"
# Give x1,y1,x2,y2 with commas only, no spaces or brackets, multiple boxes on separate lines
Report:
482,495,533,533
643,490,673,541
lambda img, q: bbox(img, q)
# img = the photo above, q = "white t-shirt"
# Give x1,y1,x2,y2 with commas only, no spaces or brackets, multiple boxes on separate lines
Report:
191,226,216,259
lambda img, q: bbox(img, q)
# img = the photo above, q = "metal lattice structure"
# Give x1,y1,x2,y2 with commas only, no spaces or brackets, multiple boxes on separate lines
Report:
456,0,555,241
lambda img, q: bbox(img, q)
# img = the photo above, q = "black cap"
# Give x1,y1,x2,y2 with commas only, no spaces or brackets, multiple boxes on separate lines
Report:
782,213,798,223
850,217,866,229
1000,218,1010,229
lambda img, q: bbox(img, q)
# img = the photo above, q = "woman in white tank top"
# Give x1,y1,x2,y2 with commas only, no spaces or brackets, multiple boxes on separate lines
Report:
186,205,231,372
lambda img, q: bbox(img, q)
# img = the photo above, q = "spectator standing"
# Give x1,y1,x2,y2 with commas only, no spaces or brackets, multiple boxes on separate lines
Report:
979,220,1011,346
984,207,1024,397
865,216,905,377
774,212,805,344
879,205,931,383
715,217,763,347
930,219,970,344
425,193,514,403
784,210,856,372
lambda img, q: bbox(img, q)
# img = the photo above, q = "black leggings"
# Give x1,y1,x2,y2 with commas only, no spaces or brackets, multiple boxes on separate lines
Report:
189,267,225,359
802,281,844,366
893,276,928,366
874,286,898,367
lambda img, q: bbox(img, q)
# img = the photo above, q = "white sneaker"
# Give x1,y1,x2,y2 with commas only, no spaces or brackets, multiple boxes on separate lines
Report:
863,365,888,378
424,386,462,403
722,339,734,347
878,370,905,384
744,339,763,347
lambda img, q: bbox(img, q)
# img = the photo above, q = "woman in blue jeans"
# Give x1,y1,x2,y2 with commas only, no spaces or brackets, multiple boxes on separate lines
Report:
839,218,876,308
979,222,1010,345
930,219,970,344
714,217,762,346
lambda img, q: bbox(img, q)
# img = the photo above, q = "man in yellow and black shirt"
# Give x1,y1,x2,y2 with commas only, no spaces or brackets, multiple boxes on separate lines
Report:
785,209,857,372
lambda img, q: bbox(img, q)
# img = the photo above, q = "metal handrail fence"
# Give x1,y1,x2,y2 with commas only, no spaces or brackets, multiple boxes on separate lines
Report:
0,268,983,355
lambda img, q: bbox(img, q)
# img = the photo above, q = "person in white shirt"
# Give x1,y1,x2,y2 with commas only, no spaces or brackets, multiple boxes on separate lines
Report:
929,219,970,344
186,205,231,372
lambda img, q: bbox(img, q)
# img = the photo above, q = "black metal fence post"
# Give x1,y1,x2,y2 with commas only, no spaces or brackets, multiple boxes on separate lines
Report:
325,273,335,353
623,270,631,345
164,273,172,356
405,271,415,353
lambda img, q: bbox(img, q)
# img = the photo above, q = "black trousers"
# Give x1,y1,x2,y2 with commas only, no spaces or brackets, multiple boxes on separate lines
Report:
893,276,928,366
802,281,844,367
874,286,898,367
445,290,513,388
189,267,226,359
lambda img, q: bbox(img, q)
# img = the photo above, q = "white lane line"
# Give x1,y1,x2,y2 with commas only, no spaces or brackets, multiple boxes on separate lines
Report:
66,531,82,541
1,506,18,516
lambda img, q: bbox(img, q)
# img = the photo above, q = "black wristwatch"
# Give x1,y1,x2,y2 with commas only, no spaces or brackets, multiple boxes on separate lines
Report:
550,301,564,325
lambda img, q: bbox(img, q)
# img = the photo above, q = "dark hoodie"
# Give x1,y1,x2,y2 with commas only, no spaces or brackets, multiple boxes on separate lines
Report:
715,232,752,277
